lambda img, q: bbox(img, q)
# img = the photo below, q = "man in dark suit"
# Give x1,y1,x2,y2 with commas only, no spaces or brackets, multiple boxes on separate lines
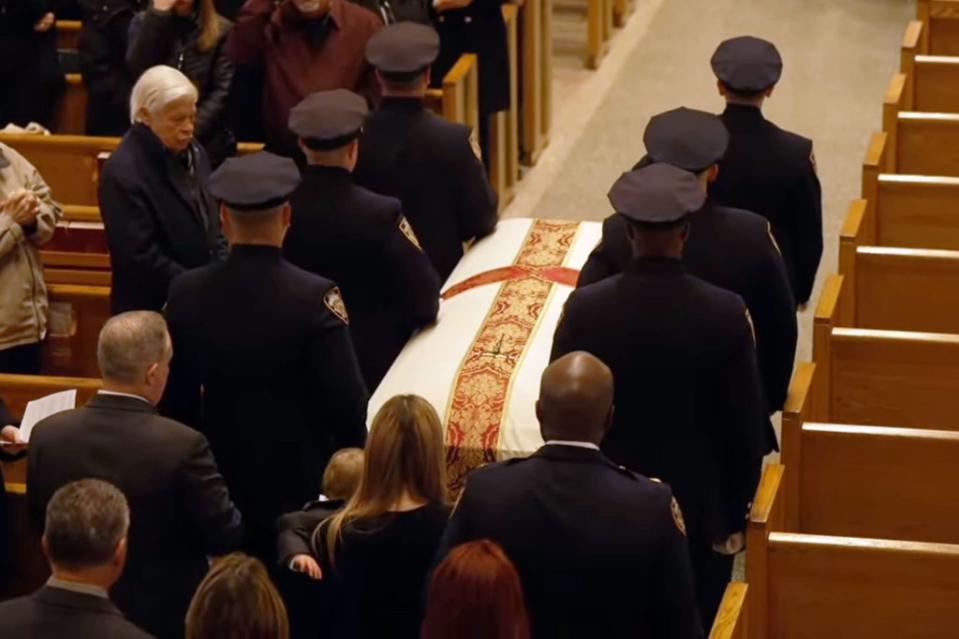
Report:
438,352,703,638
578,107,797,422
708,36,823,307
0,397,25,593
0,479,152,638
353,22,498,281
284,89,440,390
551,165,766,626
26,311,243,639
163,152,369,562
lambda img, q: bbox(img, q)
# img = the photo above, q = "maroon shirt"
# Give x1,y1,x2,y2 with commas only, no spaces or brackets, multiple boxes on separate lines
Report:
228,0,382,155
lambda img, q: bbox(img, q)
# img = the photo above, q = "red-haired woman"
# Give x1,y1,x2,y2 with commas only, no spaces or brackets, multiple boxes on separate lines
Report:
421,539,530,639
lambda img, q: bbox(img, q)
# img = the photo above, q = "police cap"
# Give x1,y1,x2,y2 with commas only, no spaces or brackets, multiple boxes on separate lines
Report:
289,89,368,151
208,151,301,212
710,36,782,94
608,164,705,227
643,107,729,173
365,22,440,79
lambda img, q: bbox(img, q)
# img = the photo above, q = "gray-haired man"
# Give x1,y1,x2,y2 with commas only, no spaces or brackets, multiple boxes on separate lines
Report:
0,479,152,638
26,311,243,639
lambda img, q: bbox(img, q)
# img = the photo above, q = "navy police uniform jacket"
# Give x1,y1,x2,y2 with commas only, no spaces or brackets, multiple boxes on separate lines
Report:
162,245,369,557
578,201,797,420
354,97,498,281
710,104,823,305
437,444,704,639
284,165,440,391
551,257,766,546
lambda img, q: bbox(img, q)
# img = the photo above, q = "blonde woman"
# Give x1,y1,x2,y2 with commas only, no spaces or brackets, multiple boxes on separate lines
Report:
127,0,236,166
186,553,289,639
313,394,449,638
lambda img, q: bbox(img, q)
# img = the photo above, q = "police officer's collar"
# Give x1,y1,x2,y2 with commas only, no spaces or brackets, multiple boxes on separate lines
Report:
533,444,606,463
629,255,685,274
381,96,427,111
722,103,766,119
229,244,283,259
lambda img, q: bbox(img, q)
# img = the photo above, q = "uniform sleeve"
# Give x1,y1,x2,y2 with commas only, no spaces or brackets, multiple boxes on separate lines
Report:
177,432,245,555
98,171,186,292
550,293,580,362
649,490,705,639
308,293,369,451
453,129,498,243
159,279,203,428
789,143,823,305
383,212,440,331
715,305,766,534
751,225,797,413
433,481,476,566
226,0,274,67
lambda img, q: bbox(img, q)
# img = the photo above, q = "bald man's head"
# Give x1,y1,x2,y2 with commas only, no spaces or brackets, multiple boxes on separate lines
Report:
537,352,615,444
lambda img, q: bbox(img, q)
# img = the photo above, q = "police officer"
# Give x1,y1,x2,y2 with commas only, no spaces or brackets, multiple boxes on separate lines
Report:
354,22,498,281
284,89,441,390
708,36,823,308
579,107,797,421
438,352,703,639
551,164,766,627
163,152,369,561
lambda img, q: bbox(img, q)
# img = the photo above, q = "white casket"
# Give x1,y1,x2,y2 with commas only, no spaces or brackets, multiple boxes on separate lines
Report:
369,218,602,490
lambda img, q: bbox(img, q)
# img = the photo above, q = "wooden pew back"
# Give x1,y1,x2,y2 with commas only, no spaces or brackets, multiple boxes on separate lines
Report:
900,19,959,112
866,173,959,250
709,582,747,639
917,0,959,55
883,72,959,175
0,373,101,419
768,532,959,638
800,422,959,544
43,284,111,378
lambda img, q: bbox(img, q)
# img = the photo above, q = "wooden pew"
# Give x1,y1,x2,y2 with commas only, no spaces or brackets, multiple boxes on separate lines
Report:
861,134,959,250
43,284,111,378
0,373,100,599
488,5,521,211
519,0,552,165
709,582,747,639
836,200,959,334
747,463,959,639
882,72,959,175
917,0,959,55
52,73,88,136
811,273,959,431
56,20,81,51
426,54,480,139
0,132,264,207
900,20,959,112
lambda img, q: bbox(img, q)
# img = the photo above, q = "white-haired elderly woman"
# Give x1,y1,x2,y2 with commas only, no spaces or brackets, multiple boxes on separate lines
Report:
99,64,227,315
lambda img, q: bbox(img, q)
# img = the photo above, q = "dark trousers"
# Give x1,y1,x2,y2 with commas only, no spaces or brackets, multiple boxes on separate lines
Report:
689,542,735,630
0,342,43,375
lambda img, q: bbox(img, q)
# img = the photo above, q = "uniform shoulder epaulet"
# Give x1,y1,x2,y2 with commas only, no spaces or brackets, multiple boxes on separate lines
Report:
397,215,423,250
324,286,349,325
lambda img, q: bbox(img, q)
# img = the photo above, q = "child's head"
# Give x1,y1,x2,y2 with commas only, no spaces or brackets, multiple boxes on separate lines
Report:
321,448,365,501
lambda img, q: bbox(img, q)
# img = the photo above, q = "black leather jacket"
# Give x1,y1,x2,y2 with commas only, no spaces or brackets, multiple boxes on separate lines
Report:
128,8,236,165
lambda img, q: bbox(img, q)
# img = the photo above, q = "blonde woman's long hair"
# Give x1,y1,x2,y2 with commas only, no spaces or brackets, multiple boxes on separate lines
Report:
195,0,223,52
320,395,448,567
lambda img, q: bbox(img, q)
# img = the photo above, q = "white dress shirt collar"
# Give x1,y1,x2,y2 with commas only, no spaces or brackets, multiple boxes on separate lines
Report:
544,440,600,451
97,390,152,406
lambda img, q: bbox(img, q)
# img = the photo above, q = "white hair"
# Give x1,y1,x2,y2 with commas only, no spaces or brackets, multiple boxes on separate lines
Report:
129,65,199,123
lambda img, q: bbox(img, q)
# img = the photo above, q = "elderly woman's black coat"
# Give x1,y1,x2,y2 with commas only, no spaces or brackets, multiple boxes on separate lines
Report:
98,123,226,315
127,8,236,166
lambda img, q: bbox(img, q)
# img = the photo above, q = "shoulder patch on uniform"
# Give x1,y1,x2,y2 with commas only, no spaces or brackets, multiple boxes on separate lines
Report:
324,287,349,325
765,221,782,257
744,308,756,345
469,129,483,161
671,497,687,536
398,216,422,250
649,477,663,484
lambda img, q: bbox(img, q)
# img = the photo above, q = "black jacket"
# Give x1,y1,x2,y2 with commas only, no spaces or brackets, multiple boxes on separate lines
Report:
437,445,703,639
354,97,497,281
551,257,766,546
26,393,243,639
431,0,508,115
284,165,440,390
578,202,797,419
127,9,236,166
163,245,369,559
0,0,64,128
99,123,226,315
0,585,153,638
0,397,20,579
710,104,823,305
78,0,146,135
